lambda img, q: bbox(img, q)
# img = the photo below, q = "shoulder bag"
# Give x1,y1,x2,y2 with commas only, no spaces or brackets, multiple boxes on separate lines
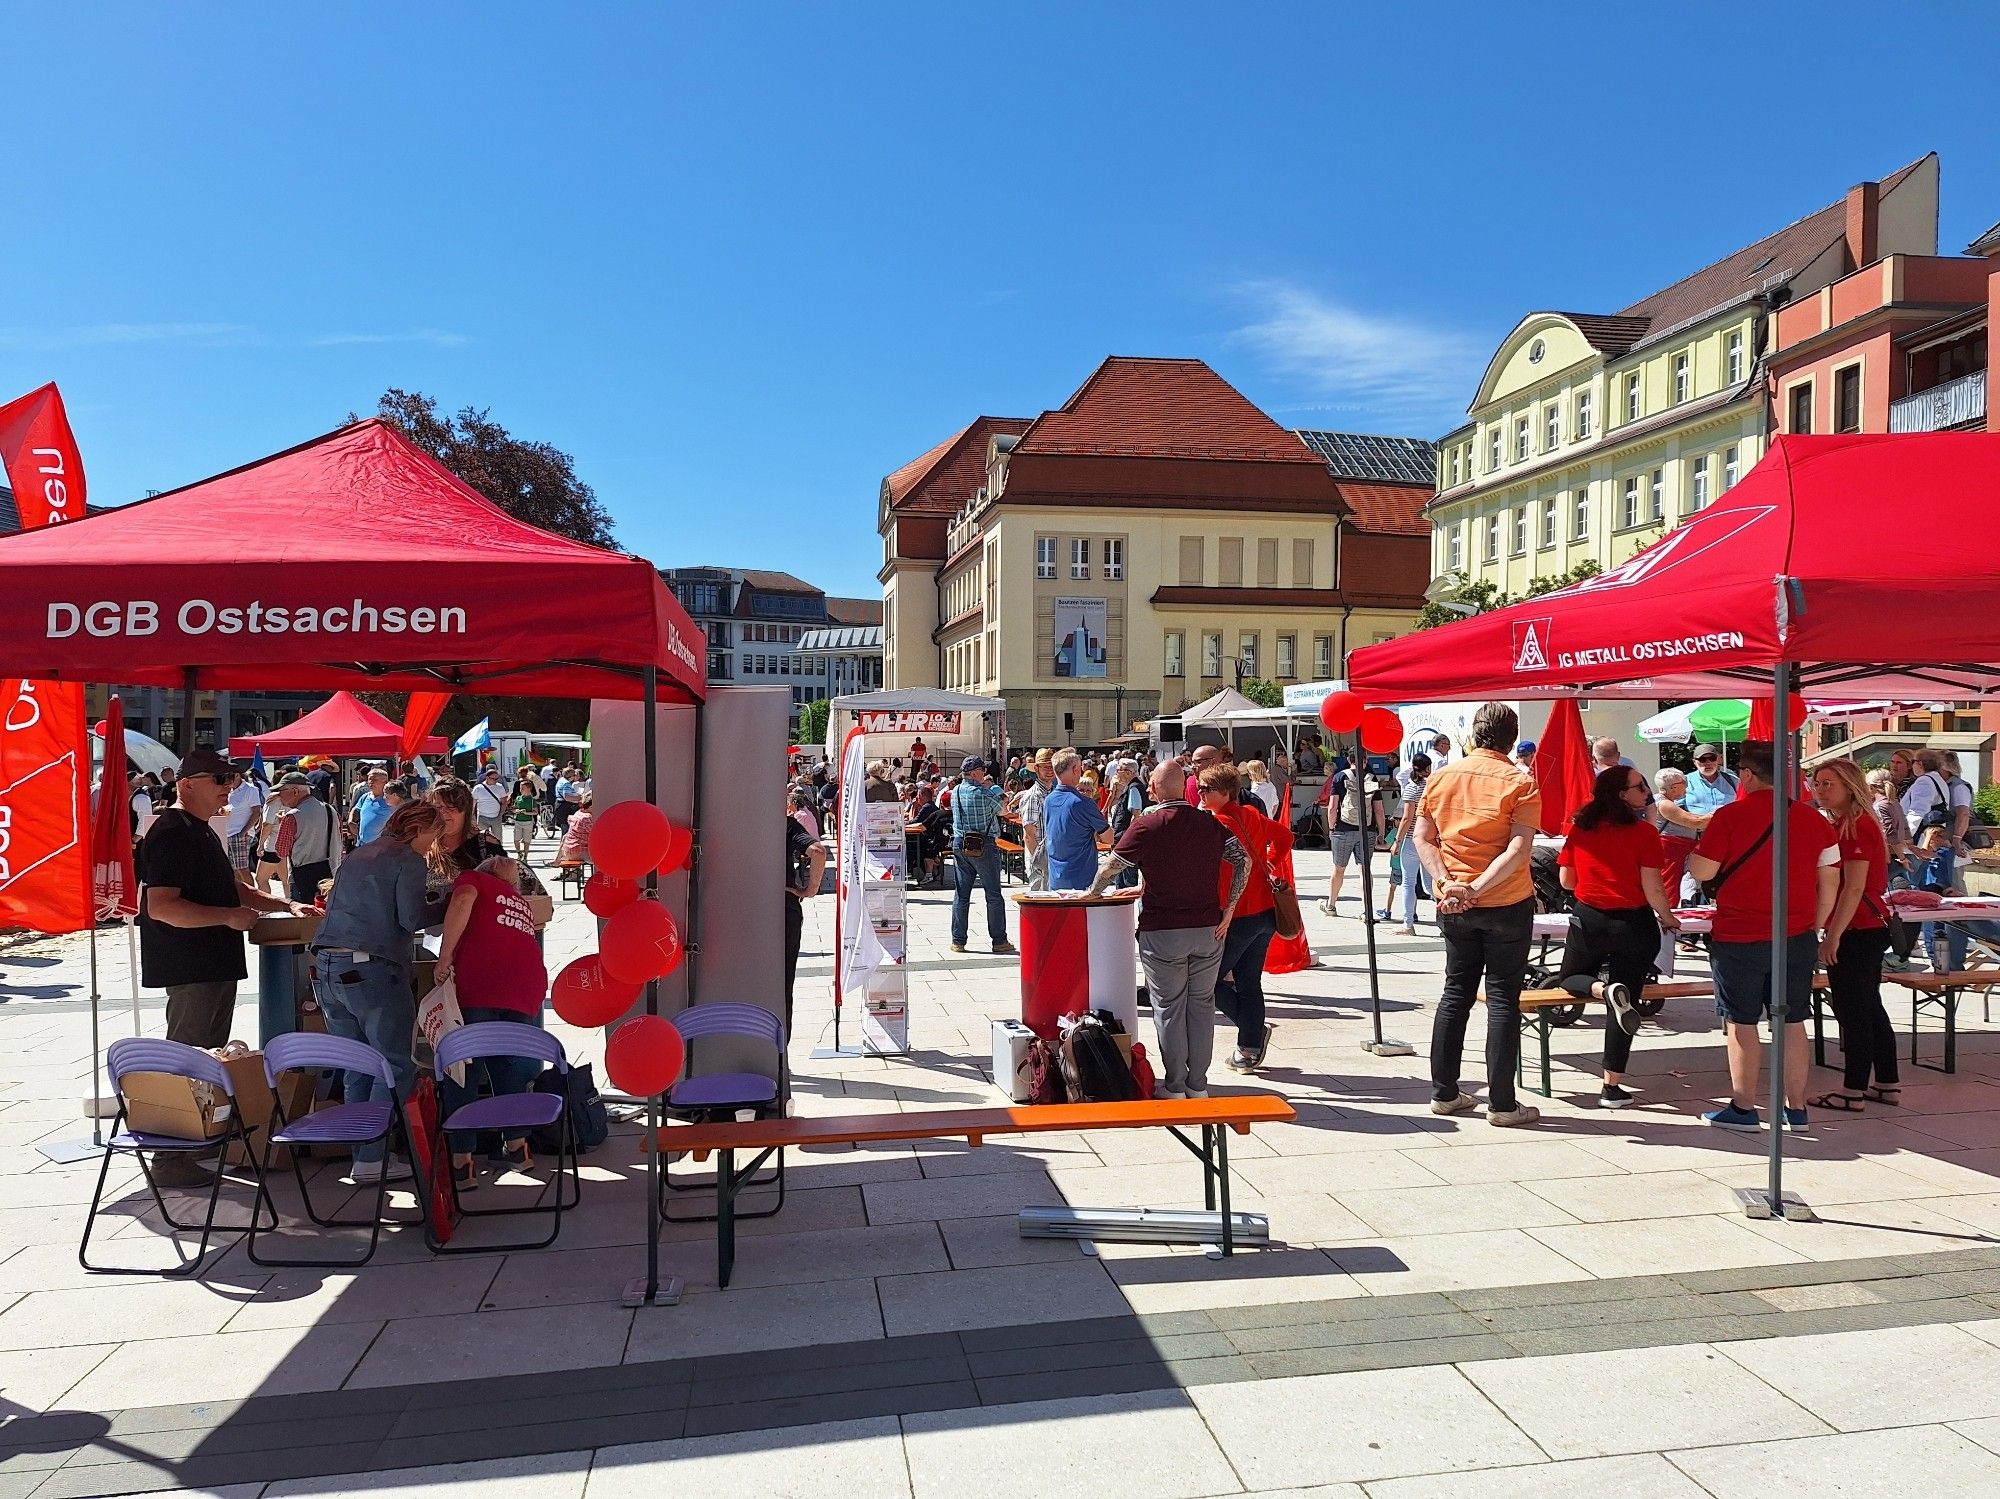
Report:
1700,824,1773,905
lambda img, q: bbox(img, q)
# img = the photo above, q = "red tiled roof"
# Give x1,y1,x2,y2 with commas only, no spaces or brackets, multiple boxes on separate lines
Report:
735,569,819,594
826,596,883,626
1612,155,1929,342
1014,357,1323,464
884,416,1032,516
1335,482,1431,537
1552,314,1653,358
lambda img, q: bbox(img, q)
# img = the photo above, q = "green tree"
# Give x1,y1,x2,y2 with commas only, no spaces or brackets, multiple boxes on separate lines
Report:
1412,559,1603,630
800,698,832,747
1238,677,1285,708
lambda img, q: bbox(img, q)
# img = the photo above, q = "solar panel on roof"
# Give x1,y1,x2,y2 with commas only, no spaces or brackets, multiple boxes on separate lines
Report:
1294,431,1435,486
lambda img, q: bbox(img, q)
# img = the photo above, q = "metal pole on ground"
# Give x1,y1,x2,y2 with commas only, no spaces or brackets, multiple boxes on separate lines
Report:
1354,731,1412,1057
630,664,682,1307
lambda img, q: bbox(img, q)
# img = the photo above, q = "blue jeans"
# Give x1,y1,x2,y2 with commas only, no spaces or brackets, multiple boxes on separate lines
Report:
1388,840,1427,924
311,950,418,1164
1214,908,1278,1051
952,839,1008,947
1909,849,1968,970
442,1006,546,1154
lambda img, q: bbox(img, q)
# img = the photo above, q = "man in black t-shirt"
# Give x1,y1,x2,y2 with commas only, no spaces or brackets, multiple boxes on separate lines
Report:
784,815,827,1038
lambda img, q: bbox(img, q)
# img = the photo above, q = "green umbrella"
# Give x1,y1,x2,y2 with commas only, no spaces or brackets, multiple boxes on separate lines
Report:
1686,699,1751,742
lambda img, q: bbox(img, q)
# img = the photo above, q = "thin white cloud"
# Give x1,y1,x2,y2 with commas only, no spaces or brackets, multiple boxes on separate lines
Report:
0,322,251,348
1228,280,1482,429
310,329,472,348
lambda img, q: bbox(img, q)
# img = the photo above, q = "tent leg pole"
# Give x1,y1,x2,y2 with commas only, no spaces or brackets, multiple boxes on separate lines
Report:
88,924,103,1148
1354,731,1411,1058
179,667,197,754
126,919,142,1036
634,665,675,1308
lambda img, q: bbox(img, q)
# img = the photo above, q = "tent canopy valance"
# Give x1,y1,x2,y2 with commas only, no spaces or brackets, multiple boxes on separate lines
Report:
226,690,446,758
1348,434,2000,705
0,420,706,703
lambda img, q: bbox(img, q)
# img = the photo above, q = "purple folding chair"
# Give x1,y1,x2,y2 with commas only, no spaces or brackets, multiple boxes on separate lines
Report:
247,1033,414,1268
661,1003,789,1224
80,1038,279,1278
428,1022,579,1253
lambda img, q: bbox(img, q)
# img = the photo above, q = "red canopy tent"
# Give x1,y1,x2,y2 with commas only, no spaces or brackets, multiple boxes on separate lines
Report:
227,690,446,758
0,419,706,703
1349,433,2000,1216
1531,697,1594,836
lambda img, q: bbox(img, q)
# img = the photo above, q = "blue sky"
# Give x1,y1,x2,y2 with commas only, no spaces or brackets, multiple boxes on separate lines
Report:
10,4,1998,597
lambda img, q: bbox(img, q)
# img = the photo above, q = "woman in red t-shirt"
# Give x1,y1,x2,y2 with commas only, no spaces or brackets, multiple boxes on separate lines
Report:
1808,759,1897,1110
1203,764,1294,1073
435,855,551,1189
1555,766,1682,1107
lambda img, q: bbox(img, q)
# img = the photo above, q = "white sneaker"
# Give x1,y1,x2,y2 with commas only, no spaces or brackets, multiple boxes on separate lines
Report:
1317,899,1337,915
1184,1088,1210,1100
1398,923,1417,936
347,1156,413,1184
1158,1088,1187,1100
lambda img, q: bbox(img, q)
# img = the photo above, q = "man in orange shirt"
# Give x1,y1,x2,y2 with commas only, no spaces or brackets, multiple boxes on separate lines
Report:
1412,703,1544,1127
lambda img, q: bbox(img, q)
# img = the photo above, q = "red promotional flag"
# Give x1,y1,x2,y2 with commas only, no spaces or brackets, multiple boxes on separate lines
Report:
1532,698,1594,836
399,690,450,762
1264,781,1313,975
0,382,91,935
91,697,138,921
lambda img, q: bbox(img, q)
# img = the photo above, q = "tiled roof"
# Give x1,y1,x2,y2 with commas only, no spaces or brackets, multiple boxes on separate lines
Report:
735,569,820,595
1335,482,1431,537
884,416,1032,516
1015,357,1323,464
1611,156,1929,345
1554,314,1653,358
1969,219,2000,256
825,595,883,626
1295,431,1436,486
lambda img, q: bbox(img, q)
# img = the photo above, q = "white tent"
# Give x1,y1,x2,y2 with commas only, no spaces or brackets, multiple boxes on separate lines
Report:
823,688,1008,762
1178,687,1265,723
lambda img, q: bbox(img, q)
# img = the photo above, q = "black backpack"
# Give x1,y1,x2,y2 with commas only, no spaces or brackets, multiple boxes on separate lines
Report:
1059,1013,1138,1103
528,1062,612,1154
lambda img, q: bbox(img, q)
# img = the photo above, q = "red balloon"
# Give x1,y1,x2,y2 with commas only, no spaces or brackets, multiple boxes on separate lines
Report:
1359,706,1405,755
591,800,673,880
1318,690,1364,734
658,821,694,875
605,1014,686,1098
550,955,640,1028
600,898,684,984
583,872,641,917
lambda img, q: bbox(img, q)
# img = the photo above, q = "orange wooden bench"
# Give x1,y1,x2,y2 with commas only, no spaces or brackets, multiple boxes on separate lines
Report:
659,1095,1297,1286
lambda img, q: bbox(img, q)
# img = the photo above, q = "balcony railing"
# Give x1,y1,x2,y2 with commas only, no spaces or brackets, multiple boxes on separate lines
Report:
1889,369,1986,433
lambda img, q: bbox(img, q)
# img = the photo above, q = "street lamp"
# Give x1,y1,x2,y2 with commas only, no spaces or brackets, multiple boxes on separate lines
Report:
1423,573,1478,619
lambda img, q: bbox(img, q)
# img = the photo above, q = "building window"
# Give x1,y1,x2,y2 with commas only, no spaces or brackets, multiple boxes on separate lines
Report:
1835,364,1861,433
1257,537,1279,587
1165,630,1184,678
1789,380,1814,434
1576,390,1592,438
1070,537,1089,580
1512,506,1528,556
1690,453,1710,511
1573,488,1589,540
1724,444,1740,488
1485,515,1501,561
1104,537,1124,580
1488,428,1501,470
1036,537,1056,579
1201,632,1222,678
1544,404,1560,450
1449,449,1461,486
1621,477,1639,529
1514,417,1529,461
1673,351,1690,404
1447,526,1463,572
1179,535,1203,585
1540,500,1557,549
1314,634,1333,677
1649,468,1664,521
1727,329,1745,384
1277,634,1296,679
1239,635,1258,679
1626,374,1641,422
1293,537,1314,586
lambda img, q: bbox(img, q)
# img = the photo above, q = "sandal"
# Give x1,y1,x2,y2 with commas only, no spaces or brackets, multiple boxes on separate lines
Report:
452,1155,481,1193
1865,1085,1903,1106
1806,1091,1866,1113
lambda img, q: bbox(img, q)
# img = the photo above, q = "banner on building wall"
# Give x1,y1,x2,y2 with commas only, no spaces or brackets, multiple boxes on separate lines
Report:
855,709,961,735
0,383,92,936
1051,596,1108,679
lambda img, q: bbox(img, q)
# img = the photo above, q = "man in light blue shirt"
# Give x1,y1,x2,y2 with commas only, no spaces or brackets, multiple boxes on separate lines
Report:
1043,749,1111,891
349,768,394,846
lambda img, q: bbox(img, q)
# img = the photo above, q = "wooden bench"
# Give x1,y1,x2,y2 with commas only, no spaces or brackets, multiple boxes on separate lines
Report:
658,1095,1297,1286
1880,970,2000,1074
1484,983,1717,1097
994,836,1025,885
553,859,589,899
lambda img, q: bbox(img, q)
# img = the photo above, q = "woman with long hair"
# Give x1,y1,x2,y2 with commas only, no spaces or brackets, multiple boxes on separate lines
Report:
1554,764,1681,1107
1808,758,1897,1111
310,799,445,1183
1201,762,1293,1072
430,776,546,899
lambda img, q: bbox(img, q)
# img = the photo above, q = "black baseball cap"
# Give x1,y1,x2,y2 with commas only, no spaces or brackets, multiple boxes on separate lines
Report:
960,756,985,773
175,747,237,781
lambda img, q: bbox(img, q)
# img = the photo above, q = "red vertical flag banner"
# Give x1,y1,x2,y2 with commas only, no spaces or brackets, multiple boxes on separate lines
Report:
91,697,138,921
0,383,93,935
399,690,450,763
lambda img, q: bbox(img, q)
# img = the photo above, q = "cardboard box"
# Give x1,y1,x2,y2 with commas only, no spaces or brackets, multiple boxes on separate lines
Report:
250,911,324,947
527,894,555,928
123,1051,268,1141
228,1068,315,1170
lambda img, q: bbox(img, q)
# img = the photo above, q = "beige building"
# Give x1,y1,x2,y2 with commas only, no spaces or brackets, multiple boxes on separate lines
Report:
878,357,1433,748
1430,154,1938,597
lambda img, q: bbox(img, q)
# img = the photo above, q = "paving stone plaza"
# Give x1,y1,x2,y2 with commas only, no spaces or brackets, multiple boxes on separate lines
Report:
9,837,2000,1496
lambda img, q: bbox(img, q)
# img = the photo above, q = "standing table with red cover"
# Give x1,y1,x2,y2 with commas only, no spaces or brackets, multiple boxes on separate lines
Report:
1012,891,1139,1039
